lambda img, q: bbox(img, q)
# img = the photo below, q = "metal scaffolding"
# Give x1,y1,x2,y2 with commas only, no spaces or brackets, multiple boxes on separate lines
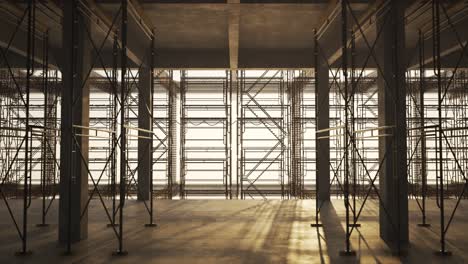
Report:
180,70,232,198
405,0,468,256
59,0,157,255
1,0,468,259
237,70,290,199
290,71,316,199
312,0,407,256
0,0,62,254
152,71,173,198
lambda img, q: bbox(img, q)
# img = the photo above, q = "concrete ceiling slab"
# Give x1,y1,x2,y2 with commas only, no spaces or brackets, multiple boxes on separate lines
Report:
141,4,229,49
239,4,326,49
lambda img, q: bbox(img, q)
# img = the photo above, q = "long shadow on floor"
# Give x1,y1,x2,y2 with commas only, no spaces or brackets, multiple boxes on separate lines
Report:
318,201,358,264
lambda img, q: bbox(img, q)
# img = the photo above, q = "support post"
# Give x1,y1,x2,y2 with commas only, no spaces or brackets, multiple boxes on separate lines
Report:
230,70,239,199
376,0,408,254
312,28,327,228
339,0,355,256
108,34,119,228
315,32,330,203
432,0,450,256
114,0,128,256
137,60,152,201
145,32,157,227
168,70,177,199
179,71,186,199
418,29,430,228
17,0,34,255
59,0,90,247
350,30,360,228
38,29,49,228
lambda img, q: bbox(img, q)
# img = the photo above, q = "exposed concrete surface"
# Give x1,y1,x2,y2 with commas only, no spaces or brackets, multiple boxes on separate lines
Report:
0,199,467,263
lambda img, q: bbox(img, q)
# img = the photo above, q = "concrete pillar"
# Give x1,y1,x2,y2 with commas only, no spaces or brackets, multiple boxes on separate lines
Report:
230,70,239,199
59,0,90,243
137,65,152,201
316,41,330,201
376,0,408,253
168,73,178,198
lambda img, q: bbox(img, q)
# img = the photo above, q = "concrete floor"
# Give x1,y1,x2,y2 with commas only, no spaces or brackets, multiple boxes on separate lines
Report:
0,198,467,263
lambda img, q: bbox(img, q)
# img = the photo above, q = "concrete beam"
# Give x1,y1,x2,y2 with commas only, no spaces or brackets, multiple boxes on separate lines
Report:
0,0,152,70
408,16,468,69
321,0,468,70
155,48,229,68
316,0,375,66
139,47,379,69
239,48,314,68
129,0,154,39
79,0,146,66
0,8,52,68
228,0,240,69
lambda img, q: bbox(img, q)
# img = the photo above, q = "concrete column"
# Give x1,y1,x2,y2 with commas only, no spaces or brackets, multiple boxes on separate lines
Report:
59,0,90,243
168,74,178,198
316,42,330,201
230,70,239,199
137,65,152,201
376,0,408,253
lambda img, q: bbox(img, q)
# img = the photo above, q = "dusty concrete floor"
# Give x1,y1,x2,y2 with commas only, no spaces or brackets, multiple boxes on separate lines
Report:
0,198,467,263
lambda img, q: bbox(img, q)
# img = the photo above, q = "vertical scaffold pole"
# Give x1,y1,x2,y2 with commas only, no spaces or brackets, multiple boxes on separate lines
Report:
418,29,430,228
114,0,128,256
17,0,33,256
350,30,360,229
108,34,119,228
339,0,355,256
38,30,50,228
311,28,322,228
146,30,157,227
433,0,451,256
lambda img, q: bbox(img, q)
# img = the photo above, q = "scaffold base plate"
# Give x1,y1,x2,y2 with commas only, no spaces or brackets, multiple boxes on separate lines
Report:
339,250,356,256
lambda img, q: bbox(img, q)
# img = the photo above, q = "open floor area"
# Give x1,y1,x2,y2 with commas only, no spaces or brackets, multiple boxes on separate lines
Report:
1,0,468,262
0,199,467,263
